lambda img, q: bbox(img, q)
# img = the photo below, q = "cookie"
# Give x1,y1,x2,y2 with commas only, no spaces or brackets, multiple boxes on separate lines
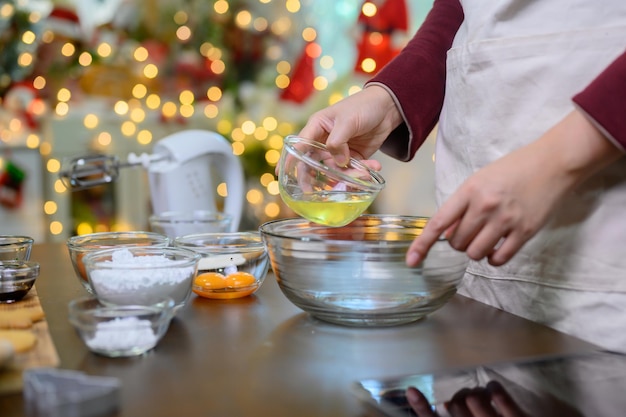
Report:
0,310,32,329
0,306,45,329
26,305,45,322
0,329,37,352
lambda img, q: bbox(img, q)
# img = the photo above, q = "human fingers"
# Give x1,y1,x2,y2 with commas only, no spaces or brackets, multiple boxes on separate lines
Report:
298,112,331,144
444,388,475,417
442,182,509,254
299,113,355,168
446,206,539,267
458,220,507,261
406,197,469,267
486,228,530,266
464,387,500,417
324,132,385,170
406,386,438,417
324,158,381,173
324,124,358,167
295,160,315,193
361,159,382,171
486,381,528,417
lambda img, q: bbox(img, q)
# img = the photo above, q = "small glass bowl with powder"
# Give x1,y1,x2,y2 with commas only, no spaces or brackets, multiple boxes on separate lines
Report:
68,296,175,357
66,231,171,294
82,247,200,311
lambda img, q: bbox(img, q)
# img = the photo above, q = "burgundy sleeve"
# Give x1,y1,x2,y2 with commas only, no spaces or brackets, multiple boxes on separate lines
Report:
366,0,464,162
572,50,626,152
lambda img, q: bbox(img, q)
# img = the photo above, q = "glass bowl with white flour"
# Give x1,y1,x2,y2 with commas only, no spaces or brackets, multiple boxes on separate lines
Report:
82,247,200,311
68,296,175,357
66,231,171,294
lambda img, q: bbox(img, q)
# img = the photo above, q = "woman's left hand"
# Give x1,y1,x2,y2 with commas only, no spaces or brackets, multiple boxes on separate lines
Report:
406,110,623,267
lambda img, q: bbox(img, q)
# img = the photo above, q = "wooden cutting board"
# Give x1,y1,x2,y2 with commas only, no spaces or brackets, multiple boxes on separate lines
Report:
0,286,60,394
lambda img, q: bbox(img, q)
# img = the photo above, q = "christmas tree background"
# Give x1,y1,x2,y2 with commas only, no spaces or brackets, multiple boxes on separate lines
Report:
0,0,434,242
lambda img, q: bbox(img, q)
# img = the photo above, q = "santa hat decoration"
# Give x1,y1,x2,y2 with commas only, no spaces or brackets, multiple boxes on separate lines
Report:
44,6,83,40
2,81,43,130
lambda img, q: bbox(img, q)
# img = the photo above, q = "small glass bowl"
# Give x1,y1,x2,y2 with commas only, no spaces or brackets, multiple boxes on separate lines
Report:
82,246,200,311
0,235,34,261
149,210,233,240
278,136,385,227
173,232,270,299
66,231,171,294
68,296,175,357
0,260,40,303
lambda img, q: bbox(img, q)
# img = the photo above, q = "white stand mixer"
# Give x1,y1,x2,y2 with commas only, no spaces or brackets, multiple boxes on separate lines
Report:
60,129,245,231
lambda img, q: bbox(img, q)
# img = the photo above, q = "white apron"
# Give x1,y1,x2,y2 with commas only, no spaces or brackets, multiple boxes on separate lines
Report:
436,0,626,352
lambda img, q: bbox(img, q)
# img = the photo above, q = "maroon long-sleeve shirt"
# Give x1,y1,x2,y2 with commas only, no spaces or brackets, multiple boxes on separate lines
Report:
369,0,626,161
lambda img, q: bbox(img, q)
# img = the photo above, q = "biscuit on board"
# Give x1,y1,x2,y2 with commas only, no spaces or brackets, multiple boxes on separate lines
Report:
25,305,44,322
0,306,45,329
0,329,37,353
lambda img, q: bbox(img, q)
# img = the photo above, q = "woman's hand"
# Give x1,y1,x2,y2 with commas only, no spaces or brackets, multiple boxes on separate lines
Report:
406,110,623,267
298,85,403,168
406,381,530,417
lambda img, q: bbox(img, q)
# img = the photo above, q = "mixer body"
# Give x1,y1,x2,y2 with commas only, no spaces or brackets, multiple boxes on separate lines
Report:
59,129,245,232
147,130,244,231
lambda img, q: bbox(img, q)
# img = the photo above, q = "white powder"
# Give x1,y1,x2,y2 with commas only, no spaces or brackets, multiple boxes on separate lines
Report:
87,317,157,352
89,249,195,306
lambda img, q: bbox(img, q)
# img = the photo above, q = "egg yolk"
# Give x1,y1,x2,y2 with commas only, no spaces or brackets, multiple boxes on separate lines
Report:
76,253,88,281
225,272,256,287
193,271,258,299
194,272,228,290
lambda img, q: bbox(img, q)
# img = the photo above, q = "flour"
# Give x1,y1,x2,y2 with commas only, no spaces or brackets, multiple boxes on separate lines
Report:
87,316,157,352
89,249,195,306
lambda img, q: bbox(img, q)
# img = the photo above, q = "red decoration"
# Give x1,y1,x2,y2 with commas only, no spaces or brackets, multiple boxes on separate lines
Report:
45,6,83,39
280,42,319,104
0,159,26,209
140,39,170,67
2,82,42,130
354,0,409,75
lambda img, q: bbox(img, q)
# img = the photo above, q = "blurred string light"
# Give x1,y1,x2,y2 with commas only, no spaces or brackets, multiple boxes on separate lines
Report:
0,0,432,239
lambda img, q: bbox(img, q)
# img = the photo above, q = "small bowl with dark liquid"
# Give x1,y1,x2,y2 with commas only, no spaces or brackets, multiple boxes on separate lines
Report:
0,260,40,303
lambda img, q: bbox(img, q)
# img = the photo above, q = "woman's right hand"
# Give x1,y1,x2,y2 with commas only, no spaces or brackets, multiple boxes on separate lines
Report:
406,381,530,417
298,84,403,168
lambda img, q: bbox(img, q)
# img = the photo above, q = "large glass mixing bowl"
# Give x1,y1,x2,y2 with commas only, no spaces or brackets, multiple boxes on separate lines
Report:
260,215,468,327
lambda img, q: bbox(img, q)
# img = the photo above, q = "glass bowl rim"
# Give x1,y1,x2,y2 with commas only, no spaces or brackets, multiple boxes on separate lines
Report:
81,246,201,271
148,210,233,225
282,135,386,192
66,231,170,250
68,296,175,322
0,235,34,247
259,214,447,245
173,231,265,252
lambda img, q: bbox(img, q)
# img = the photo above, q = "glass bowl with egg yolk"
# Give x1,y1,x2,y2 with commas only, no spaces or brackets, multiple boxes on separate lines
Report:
173,232,270,300
278,136,385,227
